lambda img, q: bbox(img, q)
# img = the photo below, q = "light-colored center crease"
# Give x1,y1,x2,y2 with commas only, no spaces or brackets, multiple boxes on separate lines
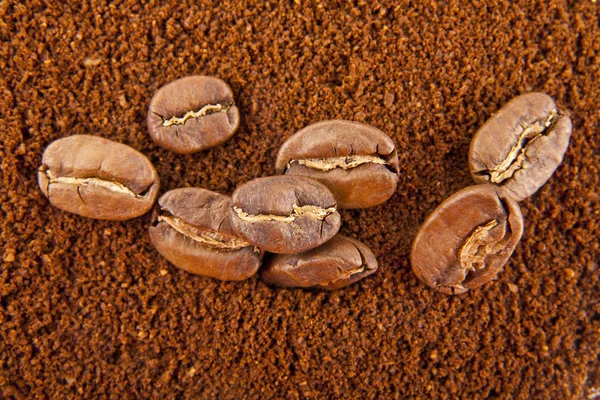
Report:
45,170,141,197
459,219,501,271
288,155,388,172
162,103,231,127
159,215,251,250
343,266,365,276
232,203,336,223
321,266,365,287
489,110,558,183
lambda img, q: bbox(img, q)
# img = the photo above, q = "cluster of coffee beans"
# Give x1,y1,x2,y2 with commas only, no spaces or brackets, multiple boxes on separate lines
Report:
38,76,400,290
410,93,572,295
37,78,572,293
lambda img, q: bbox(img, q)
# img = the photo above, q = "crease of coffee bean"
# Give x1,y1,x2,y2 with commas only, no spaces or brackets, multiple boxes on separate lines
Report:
323,245,371,286
285,155,389,172
459,219,503,272
478,110,560,184
320,266,364,288
333,264,365,280
349,243,371,276
232,203,337,224
43,168,147,198
456,198,516,288
160,102,233,127
158,214,254,251
330,265,366,285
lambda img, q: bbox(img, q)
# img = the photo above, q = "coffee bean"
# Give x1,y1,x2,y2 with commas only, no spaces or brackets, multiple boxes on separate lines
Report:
411,185,523,295
260,234,378,290
469,93,572,202
147,76,240,154
275,120,399,209
230,176,341,254
38,135,160,220
149,188,263,281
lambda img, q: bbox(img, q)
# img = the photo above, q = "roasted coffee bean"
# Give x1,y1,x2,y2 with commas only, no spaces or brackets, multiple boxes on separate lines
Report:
469,93,572,202
260,234,378,290
275,120,399,209
411,185,523,295
38,135,160,220
230,176,341,254
147,76,240,154
149,188,263,281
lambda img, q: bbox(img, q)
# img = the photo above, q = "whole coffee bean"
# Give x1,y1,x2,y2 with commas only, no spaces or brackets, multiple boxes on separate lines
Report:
149,188,262,281
230,176,341,254
38,135,160,221
411,185,523,295
260,234,378,290
147,76,240,154
469,93,572,202
275,120,399,209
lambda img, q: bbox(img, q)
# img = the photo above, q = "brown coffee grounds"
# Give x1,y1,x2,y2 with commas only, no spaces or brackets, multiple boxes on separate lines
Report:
1,1,599,398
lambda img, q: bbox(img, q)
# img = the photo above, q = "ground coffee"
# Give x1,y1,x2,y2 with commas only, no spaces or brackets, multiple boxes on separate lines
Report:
1,1,598,398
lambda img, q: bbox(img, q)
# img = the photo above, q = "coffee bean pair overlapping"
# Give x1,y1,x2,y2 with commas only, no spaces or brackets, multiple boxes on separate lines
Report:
38,76,399,290
150,114,398,288
37,79,572,293
410,93,572,295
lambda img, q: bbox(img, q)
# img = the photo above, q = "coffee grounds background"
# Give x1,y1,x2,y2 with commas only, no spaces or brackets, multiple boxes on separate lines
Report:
1,1,599,398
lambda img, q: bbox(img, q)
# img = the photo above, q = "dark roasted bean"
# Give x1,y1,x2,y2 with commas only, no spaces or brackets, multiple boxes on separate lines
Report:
147,76,240,154
260,234,378,289
230,176,341,254
469,93,572,202
275,120,399,209
411,185,524,295
149,188,263,281
38,135,160,220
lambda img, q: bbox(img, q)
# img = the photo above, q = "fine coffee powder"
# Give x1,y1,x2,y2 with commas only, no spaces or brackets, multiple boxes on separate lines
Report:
1,2,598,399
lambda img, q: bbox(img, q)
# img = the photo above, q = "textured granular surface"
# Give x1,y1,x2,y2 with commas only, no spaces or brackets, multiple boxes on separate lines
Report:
1,1,599,398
